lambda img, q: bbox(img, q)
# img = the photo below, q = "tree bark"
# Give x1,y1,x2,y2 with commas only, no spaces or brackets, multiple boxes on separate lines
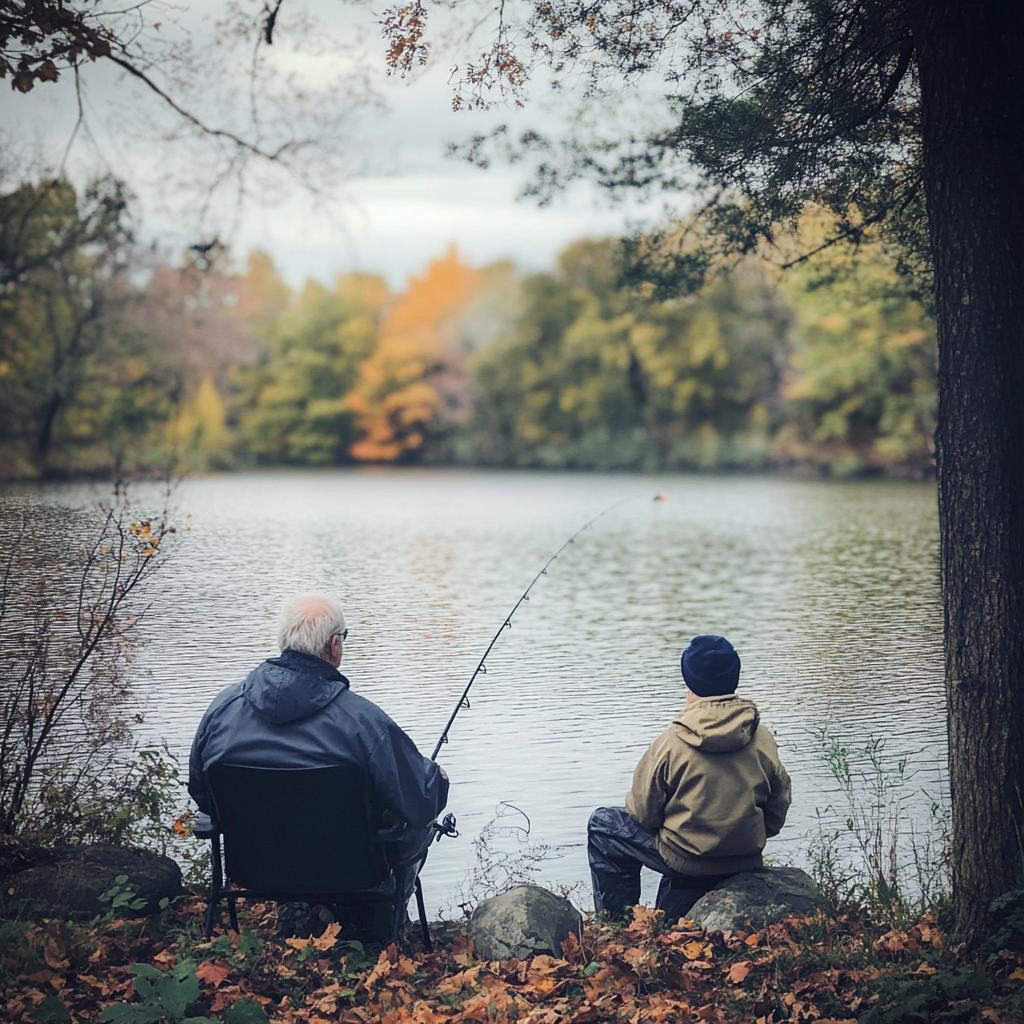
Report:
911,0,1024,941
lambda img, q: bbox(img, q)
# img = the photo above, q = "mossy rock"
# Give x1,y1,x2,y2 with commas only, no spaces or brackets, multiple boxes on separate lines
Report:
1,843,182,919
468,885,583,960
681,867,831,932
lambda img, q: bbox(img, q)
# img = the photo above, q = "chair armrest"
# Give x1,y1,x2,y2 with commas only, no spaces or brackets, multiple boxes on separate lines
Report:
194,812,219,839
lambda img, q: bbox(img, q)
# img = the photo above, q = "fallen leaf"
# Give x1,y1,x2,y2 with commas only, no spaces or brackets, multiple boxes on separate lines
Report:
210,984,241,1012
313,922,342,952
196,959,231,987
727,961,752,984
412,1004,451,1024
529,955,569,974
1009,967,1024,982
682,940,712,961
626,905,662,939
43,938,70,970
561,932,583,963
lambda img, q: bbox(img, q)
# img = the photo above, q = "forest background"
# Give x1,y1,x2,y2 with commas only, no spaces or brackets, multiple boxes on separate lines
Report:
0,174,937,480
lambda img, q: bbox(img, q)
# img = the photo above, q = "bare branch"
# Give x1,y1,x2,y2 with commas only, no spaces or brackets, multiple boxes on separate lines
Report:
105,53,304,164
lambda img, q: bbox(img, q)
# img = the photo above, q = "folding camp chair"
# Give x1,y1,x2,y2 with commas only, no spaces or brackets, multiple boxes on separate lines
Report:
201,763,431,949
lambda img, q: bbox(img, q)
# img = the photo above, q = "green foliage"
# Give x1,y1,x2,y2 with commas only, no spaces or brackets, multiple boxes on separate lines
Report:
0,176,170,477
223,1001,270,1024
857,969,989,1024
986,890,1024,955
808,731,949,926
21,742,205,871
97,875,148,914
29,995,72,1023
97,960,207,1023
777,233,936,475
468,238,788,470
94,960,269,1024
235,274,386,465
495,0,932,292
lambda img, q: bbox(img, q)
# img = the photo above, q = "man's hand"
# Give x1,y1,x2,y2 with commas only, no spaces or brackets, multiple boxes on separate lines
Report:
438,767,449,781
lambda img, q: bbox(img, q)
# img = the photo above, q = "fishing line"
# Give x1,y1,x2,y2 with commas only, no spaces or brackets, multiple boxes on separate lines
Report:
430,494,661,762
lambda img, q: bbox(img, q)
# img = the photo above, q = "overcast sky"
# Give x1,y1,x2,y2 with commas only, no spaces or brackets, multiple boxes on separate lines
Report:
1,0,679,288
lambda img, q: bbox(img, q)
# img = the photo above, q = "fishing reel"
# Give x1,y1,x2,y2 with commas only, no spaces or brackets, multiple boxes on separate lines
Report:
432,812,459,842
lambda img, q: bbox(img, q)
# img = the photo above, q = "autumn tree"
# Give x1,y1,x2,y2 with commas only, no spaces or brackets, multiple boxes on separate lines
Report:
777,227,937,477
237,271,389,465
347,248,482,462
0,176,152,476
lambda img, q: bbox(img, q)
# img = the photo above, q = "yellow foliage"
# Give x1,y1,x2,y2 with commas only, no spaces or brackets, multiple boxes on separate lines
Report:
166,376,231,466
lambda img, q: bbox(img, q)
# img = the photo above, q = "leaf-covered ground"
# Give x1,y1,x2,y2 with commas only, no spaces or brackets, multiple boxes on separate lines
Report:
3,898,1023,1024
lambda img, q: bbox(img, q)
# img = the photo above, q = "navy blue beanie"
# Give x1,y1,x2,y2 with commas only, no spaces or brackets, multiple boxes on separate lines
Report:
681,635,741,697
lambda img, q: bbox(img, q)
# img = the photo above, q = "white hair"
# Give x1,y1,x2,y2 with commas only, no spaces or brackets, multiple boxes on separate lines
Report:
277,595,346,656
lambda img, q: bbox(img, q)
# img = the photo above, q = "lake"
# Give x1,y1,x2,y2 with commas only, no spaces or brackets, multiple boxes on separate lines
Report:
3,469,947,915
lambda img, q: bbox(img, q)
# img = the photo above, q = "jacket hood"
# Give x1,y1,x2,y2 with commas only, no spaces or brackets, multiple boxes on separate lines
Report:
672,694,760,752
243,649,349,725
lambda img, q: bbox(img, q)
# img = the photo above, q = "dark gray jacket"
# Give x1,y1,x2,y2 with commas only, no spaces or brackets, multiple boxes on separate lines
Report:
188,649,448,829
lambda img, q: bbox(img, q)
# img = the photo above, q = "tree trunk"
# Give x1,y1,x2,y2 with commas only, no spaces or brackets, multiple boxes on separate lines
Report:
911,0,1024,942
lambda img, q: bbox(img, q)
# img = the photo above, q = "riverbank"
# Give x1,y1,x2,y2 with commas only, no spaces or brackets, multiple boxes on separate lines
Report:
4,896,1021,1024
0,471,947,913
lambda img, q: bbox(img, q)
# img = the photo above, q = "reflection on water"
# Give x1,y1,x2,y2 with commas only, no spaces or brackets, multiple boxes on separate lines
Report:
3,470,945,912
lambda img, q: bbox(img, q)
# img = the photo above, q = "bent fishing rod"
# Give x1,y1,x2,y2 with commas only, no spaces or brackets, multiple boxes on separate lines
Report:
430,494,661,762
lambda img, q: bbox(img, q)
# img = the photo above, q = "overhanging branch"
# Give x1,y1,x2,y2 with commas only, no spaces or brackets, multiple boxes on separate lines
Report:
106,53,303,163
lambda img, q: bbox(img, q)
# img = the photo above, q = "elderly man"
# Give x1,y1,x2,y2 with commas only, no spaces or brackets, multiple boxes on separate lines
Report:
588,634,791,919
189,594,448,933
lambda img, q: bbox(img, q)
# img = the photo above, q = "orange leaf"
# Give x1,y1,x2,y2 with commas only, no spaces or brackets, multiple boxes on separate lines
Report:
210,985,241,1012
529,955,568,974
1009,967,1024,982
682,940,711,961
626,905,662,939
313,922,342,952
728,961,752,984
561,932,584,963
196,960,231,987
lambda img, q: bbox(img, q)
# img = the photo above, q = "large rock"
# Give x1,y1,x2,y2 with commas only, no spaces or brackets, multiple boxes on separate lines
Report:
683,867,832,932
468,885,583,960
1,844,182,919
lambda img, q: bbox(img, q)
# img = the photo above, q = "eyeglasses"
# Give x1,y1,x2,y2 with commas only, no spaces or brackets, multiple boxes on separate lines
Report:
333,629,349,642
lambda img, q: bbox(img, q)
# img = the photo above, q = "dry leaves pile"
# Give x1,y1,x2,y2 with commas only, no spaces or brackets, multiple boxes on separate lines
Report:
3,898,1023,1024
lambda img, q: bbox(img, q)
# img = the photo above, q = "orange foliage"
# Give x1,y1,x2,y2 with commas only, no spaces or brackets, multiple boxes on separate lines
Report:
347,247,482,461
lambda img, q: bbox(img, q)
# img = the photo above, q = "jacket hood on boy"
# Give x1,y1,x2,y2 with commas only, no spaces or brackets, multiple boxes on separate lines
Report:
243,648,349,725
673,694,760,753
626,693,790,876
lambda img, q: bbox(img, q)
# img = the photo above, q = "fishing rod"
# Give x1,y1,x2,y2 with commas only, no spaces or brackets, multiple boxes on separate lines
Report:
430,495,655,762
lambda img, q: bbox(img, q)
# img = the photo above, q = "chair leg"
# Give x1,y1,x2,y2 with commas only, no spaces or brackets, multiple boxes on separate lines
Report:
387,898,400,947
415,876,432,952
205,836,223,939
227,894,240,934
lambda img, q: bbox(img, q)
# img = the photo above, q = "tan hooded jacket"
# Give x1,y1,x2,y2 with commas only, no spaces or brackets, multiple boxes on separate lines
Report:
625,694,791,876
